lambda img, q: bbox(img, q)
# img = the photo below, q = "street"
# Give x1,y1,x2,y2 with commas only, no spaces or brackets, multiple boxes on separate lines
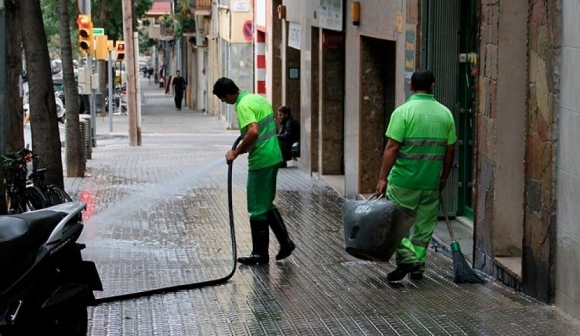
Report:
58,81,580,335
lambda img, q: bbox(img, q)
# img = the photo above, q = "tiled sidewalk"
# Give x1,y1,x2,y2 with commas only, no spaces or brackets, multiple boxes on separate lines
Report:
62,81,580,335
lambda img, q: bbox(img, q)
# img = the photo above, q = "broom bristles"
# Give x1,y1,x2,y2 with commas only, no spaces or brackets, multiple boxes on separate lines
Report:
452,249,486,284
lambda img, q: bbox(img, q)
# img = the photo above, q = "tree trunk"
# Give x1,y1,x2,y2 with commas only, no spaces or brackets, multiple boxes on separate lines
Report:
58,0,84,177
5,0,24,152
0,0,24,214
19,0,64,187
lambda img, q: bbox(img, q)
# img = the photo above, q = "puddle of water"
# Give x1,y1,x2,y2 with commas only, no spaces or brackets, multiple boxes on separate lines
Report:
86,158,225,224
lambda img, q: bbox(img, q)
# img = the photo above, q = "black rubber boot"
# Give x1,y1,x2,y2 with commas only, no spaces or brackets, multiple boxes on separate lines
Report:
267,209,296,260
387,262,421,282
237,220,269,265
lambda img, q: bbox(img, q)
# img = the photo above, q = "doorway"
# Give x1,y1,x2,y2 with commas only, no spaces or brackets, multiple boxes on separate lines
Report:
421,0,477,218
359,36,396,194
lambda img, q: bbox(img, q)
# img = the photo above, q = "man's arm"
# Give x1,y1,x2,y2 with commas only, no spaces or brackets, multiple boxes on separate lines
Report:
233,123,260,156
374,139,401,195
439,144,455,191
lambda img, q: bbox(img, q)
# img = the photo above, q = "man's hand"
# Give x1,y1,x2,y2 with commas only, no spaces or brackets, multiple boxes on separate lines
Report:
439,177,447,191
374,179,387,197
225,150,238,164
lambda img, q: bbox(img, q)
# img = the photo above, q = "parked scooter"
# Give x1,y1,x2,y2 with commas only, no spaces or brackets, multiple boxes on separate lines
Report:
22,93,67,126
0,202,102,336
55,95,66,123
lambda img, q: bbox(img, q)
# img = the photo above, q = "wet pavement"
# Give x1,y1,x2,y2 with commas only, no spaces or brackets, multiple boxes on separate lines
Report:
62,80,580,335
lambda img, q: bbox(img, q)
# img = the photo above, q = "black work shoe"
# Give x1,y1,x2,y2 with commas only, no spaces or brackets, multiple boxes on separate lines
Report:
276,240,296,260
409,271,424,280
387,263,421,282
237,254,269,265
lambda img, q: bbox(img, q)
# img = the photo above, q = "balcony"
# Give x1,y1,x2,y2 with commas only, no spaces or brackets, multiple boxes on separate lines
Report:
190,0,212,15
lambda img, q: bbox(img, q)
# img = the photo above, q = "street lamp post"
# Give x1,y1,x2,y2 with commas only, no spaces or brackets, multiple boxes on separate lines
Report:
0,0,6,154
0,0,7,214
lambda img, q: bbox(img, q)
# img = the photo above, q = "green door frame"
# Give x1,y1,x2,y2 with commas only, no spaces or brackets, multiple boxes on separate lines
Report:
457,0,478,220
420,0,478,219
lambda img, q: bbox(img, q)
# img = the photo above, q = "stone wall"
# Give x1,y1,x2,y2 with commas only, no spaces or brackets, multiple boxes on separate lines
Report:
475,3,498,273
523,0,560,303
475,0,560,303
320,32,345,175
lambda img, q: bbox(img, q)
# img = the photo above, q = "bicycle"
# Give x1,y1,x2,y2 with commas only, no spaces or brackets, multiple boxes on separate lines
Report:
28,151,73,206
2,148,48,214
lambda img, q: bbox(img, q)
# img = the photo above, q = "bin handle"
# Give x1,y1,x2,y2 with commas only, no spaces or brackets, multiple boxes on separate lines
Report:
366,194,384,203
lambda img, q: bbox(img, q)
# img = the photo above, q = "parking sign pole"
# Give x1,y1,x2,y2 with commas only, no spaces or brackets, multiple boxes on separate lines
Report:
108,50,113,132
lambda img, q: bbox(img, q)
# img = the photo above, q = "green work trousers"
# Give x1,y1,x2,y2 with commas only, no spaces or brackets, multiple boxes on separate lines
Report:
386,183,439,268
247,164,279,220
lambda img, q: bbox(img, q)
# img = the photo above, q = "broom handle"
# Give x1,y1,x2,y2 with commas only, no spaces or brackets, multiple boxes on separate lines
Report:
439,194,456,242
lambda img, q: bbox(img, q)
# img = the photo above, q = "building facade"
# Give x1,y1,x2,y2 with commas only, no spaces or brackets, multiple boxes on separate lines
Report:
273,0,579,319
146,0,577,319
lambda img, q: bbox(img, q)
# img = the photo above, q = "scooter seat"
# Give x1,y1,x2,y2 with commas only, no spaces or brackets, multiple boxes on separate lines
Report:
0,210,67,271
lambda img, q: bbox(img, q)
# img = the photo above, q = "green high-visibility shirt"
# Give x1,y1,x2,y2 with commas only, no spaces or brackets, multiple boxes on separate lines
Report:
235,91,282,170
386,94,457,190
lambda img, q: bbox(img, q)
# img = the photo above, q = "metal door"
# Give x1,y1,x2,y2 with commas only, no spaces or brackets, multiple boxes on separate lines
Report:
421,0,461,216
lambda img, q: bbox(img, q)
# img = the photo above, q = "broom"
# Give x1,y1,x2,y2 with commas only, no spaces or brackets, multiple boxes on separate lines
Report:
439,194,486,284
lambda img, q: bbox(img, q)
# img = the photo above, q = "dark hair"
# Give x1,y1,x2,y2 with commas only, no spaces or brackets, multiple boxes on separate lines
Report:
410,70,435,92
278,105,291,117
212,77,239,97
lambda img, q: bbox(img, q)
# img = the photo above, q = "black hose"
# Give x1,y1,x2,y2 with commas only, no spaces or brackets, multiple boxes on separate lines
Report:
94,136,242,304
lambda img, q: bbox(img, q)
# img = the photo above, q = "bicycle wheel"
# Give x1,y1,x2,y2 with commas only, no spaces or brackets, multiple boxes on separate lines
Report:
18,186,49,212
47,184,73,205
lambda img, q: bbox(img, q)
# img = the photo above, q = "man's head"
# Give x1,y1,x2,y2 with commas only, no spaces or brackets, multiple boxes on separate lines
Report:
213,77,240,105
409,69,435,94
176,70,181,77
277,106,291,122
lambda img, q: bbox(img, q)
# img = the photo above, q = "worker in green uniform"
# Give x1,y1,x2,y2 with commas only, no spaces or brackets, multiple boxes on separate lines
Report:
374,69,456,281
212,77,296,265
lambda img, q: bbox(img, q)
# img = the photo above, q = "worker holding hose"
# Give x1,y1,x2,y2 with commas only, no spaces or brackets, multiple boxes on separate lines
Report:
212,77,296,265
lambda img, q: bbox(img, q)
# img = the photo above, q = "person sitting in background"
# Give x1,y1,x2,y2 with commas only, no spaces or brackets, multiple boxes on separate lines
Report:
276,106,300,168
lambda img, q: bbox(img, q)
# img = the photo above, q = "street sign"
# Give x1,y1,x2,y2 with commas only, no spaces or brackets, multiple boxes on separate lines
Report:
93,28,105,36
242,20,253,41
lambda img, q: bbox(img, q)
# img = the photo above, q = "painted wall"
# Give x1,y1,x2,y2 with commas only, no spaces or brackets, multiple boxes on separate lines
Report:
231,3,254,43
556,0,580,320
219,8,231,42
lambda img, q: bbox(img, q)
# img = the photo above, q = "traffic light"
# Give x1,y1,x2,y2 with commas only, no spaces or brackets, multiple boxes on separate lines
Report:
95,35,108,60
77,14,93,53
116,42,125,62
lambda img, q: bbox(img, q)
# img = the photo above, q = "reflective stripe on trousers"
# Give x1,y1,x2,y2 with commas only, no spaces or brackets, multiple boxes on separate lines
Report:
386,183,439,265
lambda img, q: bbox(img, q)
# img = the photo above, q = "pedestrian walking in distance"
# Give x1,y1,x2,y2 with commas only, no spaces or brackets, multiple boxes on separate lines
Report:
213,77,296,265
172,70,187,111
374,69,457,282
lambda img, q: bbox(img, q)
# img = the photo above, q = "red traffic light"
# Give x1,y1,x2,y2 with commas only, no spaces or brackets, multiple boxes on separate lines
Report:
117,43,125,51
77,14,91,28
